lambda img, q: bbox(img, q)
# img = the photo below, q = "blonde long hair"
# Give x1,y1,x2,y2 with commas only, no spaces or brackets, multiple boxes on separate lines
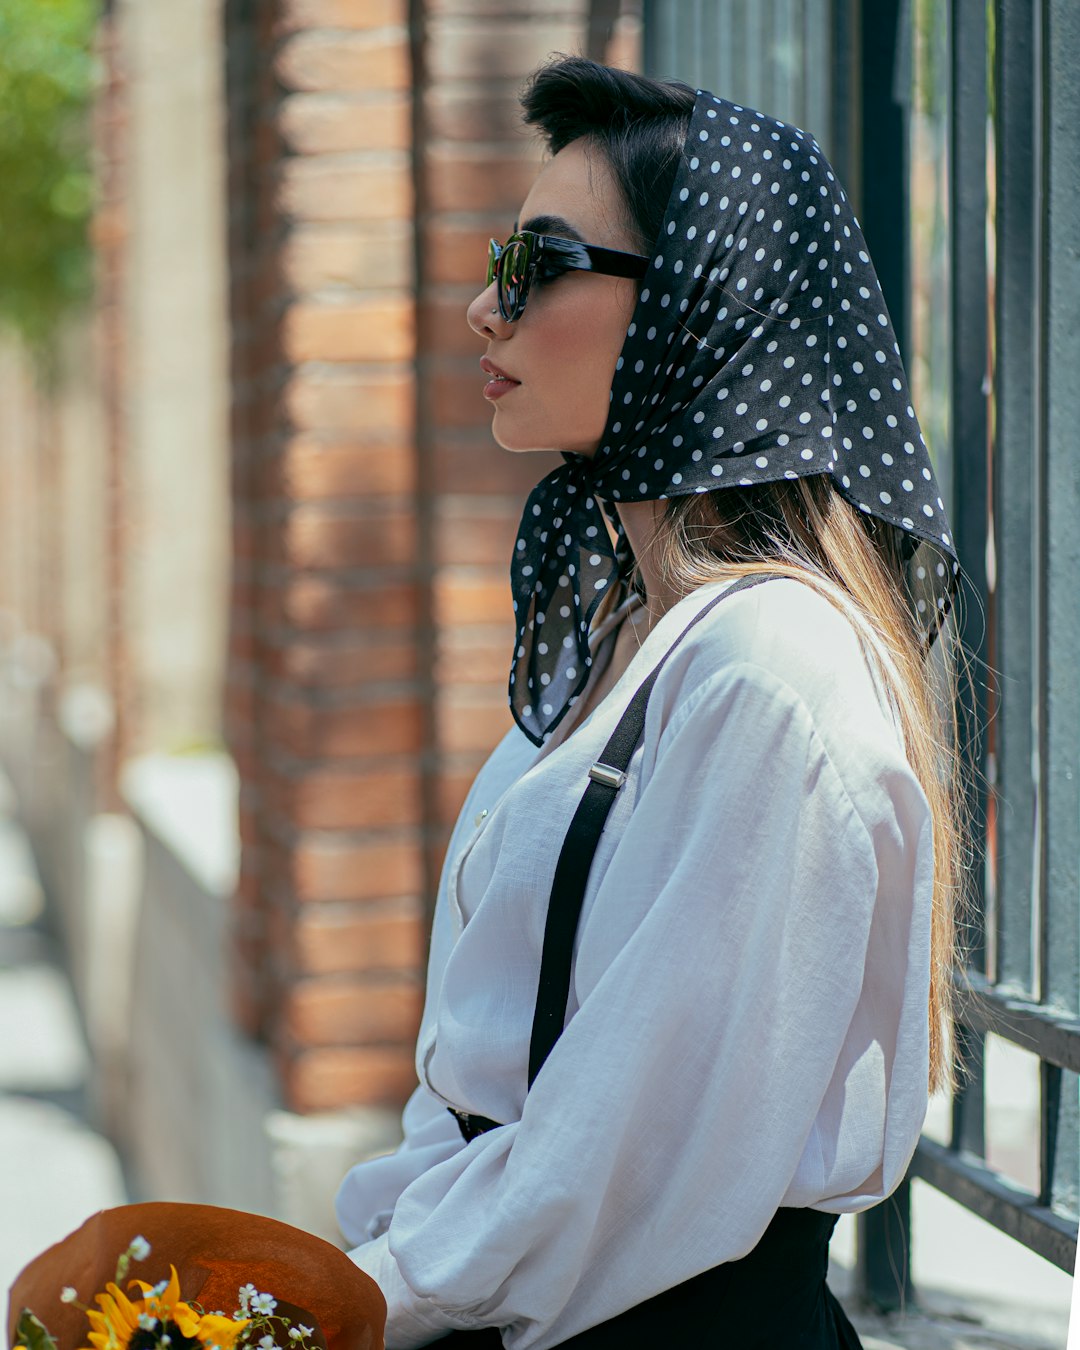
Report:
629,476,965,1092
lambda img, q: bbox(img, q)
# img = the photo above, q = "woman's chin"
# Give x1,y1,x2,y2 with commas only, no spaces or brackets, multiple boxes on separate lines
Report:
490,417,553,455
491,416,599,458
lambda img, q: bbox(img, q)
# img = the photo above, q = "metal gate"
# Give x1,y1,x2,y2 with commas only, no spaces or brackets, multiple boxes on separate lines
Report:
639,0,1080,1306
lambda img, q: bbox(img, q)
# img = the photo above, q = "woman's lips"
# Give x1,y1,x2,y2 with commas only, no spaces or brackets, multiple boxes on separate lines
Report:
481,358,520,401
483,375,520,401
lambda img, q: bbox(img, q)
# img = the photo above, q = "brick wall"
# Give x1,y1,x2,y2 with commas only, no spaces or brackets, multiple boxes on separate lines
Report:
418,0,580,872
225,0,423,1112
225,0,643,1114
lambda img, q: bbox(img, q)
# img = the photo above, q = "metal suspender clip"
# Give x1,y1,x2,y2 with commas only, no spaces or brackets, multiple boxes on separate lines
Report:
588,762,627,790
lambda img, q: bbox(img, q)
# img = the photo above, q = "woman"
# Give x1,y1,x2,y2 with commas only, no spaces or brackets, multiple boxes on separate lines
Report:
337,57,963,1349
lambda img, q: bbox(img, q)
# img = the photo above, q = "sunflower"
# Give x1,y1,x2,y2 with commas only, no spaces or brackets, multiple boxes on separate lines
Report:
80,1266,250,1350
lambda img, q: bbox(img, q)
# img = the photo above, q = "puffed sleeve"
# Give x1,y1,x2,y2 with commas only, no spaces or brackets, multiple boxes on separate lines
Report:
336,1080,465,1245
350,662,932,1350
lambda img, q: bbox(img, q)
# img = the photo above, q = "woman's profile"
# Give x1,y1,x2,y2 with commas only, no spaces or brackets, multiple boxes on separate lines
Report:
336,56,964,1349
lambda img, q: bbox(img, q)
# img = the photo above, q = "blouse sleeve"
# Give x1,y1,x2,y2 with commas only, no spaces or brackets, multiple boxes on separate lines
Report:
351,662,932,1350
336,1080,465,1246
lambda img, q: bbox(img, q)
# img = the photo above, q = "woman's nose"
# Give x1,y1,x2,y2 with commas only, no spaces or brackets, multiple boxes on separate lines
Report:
467,280,509,339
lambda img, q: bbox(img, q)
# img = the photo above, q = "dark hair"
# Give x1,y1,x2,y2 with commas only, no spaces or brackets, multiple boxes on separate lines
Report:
519,57,695,254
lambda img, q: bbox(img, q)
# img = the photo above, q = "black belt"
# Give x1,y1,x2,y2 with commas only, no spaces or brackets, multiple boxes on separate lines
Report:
449,1108,502,1142
447,576,773,1145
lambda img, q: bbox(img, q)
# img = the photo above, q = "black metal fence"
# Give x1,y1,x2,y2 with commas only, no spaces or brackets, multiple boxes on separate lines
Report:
640,0,1080,1308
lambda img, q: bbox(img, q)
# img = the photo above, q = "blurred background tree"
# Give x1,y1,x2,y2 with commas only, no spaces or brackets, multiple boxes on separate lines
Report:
0,0,98,362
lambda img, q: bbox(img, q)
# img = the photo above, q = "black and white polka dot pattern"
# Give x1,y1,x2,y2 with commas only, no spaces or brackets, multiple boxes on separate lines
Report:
509,89,959,746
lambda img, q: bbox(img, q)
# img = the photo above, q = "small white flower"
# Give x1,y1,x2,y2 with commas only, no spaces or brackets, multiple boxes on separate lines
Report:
297,1329,312,1340
288,1332,301,1342
258,1337,275,1349
152,1281,169,1297
161,1338,171,1347
251,1295,277,1317
238,1285,258,1314
60,1288,78,1304
129,1236,152,1261
138,1315,158,1332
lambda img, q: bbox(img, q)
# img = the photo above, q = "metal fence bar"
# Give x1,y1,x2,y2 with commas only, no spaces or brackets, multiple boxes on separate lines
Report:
852,1,916,1308
990,0,1038,1000
638,0,1080,1285
948,0,990,1164
911,1136,1078,1272
959,972,1080,1073
1037,0,1080,1223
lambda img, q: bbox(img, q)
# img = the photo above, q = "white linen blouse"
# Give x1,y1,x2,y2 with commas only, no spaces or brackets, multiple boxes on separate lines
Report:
336,576,934,1350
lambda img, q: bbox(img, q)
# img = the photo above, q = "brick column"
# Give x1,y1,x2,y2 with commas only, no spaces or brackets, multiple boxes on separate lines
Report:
417,0,587,868
226,0,422,1112
224,0,640,1118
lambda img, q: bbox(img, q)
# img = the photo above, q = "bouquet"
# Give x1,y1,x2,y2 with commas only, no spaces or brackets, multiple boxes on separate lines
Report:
6,1204,384,1350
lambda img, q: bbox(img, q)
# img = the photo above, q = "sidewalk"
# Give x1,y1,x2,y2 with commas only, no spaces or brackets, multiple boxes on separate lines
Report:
0,763,1072,1349
0,768,127,1332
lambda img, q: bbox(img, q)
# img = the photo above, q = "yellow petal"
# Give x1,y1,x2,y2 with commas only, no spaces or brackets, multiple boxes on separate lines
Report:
91,1294,121,1345
195,1317,250,1350
171,1304,200,1338
103,1284,141,1333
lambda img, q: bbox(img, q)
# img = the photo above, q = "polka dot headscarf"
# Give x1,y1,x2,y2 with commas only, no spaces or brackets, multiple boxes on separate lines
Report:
509,88,960,746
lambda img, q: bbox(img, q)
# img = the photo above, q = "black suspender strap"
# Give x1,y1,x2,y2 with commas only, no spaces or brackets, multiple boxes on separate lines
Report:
450,572,773,1139
526,572,773,1088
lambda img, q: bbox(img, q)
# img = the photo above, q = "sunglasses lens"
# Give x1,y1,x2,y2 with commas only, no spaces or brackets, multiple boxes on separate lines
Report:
499,238,530,320
486,240,499,288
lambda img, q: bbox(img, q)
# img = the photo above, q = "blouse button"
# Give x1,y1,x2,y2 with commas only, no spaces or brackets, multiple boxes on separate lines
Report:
474,808,489,828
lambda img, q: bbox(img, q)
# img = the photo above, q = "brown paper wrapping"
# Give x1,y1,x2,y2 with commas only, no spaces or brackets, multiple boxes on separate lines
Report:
6,1204,385,1350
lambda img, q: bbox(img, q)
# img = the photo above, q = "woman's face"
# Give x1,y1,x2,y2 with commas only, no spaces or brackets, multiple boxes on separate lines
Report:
466,140,642,458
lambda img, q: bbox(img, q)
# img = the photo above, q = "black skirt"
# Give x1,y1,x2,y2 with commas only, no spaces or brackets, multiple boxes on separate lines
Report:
439,1208,863,1348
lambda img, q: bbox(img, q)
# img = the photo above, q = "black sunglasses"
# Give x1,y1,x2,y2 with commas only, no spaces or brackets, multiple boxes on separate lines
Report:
486,230,651,323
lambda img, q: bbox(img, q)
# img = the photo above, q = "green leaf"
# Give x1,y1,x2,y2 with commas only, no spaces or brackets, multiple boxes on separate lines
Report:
13,1310,60,1350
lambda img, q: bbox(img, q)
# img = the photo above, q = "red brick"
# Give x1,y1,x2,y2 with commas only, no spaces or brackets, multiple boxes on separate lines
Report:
294,836,423,901
284,766,421,829
426,145,538,214
283,1046,417,1111
277,156,412,223
420,293,486,358
271,636,419,685
425,218,504,285
279,577,419,630
275,32,410,94
285,976,421,1043
436,631,507,683
433,570,511,625
435,500,520,566
432,432,559,495
423,85,531,143
436,684,513,753
279,92,411,156
425,18,582,81
436,762,482,826
275,696,424,757
431,362,492,429
282,505,416,567
283,367,413,435
292,901,424,974
425,0,580,12
275,435,415,500
282,298,414,363
280,222,413,293
277,0,407,35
